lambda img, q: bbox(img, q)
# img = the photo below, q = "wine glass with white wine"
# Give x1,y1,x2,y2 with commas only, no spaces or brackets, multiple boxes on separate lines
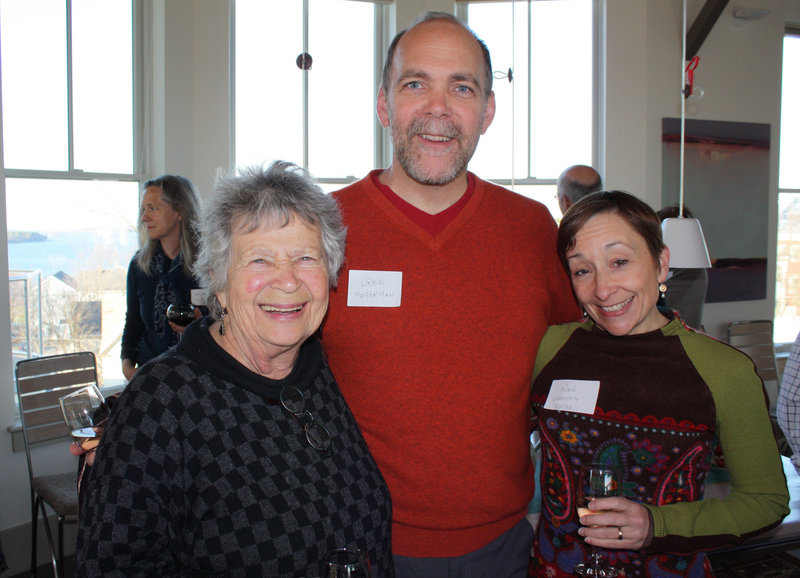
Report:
574,464,621,577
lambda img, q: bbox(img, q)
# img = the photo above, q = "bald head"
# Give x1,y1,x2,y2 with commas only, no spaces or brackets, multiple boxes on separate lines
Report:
557,165,602,215
381,11,493,98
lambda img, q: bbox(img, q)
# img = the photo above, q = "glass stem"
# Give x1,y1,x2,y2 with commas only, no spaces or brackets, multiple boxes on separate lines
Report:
591,546,602,568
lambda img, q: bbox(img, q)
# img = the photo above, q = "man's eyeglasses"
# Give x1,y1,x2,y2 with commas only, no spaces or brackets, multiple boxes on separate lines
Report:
280,386,332,451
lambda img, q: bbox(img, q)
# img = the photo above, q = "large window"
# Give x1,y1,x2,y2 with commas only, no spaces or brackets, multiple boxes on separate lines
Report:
462,0,595,218
776,30,800,344
235,0,378,188
1,0,139,386
234,0,595,213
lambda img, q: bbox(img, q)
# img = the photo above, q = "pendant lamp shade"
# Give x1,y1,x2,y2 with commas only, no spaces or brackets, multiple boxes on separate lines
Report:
663,0,712,271
661,217,712,269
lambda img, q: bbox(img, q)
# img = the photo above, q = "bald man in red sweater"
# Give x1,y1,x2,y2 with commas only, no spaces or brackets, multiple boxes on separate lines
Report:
321,12,579,578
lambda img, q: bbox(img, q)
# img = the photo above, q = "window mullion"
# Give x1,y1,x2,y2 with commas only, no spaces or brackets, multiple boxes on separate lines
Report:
302,0,309,170
4,168,140,182
526,1,532,180
373,4,389,169
66,0,75,172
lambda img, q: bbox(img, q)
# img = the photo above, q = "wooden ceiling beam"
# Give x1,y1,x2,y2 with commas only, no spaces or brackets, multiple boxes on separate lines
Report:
686,0,730,59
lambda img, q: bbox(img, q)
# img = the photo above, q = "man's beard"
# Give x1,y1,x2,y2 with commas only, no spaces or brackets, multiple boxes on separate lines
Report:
392,117,479,186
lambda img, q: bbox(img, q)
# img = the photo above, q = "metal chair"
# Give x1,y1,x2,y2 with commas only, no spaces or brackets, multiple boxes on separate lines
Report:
726,320,790,455
727,320,780,407
15,351,98,577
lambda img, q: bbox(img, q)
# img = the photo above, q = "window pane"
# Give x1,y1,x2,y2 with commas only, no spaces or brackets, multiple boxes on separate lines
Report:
776,34,800,343
72,0,133,173
467,0,593,180
530,0,592,177
0,0,69,170
467,2,530,180
307,0,374,178
235,0,304,168
235,0,375,178
7,179,139,385
780,35,800,189
500,183,560,222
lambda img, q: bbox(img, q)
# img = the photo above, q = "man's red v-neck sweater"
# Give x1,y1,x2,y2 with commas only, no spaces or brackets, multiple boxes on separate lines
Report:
322,171,579,557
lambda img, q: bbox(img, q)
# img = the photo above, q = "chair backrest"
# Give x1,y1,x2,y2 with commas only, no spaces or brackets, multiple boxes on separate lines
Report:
15,352,98,478
727,320,780,408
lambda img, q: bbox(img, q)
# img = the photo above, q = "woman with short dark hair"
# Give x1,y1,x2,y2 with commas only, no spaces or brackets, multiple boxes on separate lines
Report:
529,191,788,577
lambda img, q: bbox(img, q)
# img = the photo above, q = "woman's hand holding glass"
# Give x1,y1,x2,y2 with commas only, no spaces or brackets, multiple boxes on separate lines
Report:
574,464,622,577
578,495,653,551
61,385,108,466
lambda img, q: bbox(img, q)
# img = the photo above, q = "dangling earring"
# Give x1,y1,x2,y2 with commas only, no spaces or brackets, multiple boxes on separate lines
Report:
219,308,227,336
659,282,667,299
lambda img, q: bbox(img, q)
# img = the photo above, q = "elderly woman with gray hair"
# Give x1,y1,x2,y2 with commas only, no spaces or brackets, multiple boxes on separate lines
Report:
77,162,393,576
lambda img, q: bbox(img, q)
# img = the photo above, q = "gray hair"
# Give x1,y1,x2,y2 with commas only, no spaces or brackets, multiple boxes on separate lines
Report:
136,174,201,276
381,11,493,97
193,161,347,319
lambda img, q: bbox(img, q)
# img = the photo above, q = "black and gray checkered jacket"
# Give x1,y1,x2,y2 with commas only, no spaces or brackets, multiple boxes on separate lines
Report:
77,317,393,577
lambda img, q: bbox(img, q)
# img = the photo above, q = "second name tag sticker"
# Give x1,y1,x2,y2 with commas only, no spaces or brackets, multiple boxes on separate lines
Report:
347,270,402,307
544,379,600,415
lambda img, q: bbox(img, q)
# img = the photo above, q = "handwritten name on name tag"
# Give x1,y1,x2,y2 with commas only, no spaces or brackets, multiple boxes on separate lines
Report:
544,379,600,415
347,270,402,307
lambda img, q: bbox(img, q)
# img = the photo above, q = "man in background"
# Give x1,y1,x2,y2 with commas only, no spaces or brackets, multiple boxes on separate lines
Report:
556,164,602,215
322,11,579,577
778,329,800,473
656,205,709,329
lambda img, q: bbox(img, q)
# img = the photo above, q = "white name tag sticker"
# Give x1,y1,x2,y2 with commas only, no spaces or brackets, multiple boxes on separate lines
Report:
544,379,600,415
347,270,402,307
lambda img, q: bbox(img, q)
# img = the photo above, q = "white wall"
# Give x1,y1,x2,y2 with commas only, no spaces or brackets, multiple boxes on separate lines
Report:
159,0,232,196
0,0,796,572
603,0,786,340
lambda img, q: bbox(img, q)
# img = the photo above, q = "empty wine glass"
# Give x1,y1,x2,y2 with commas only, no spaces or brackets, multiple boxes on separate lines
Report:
574,464,621,577
59,384,107,451
323,548,370,578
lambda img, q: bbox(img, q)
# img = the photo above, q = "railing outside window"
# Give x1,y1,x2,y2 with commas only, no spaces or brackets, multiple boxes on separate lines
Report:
9,271,44,368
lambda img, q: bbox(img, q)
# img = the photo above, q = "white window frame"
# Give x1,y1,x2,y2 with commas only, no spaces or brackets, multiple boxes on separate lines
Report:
1,0,143,392
455,0,601,190
775,26,800,350
2,0,142,185
230,0,390,189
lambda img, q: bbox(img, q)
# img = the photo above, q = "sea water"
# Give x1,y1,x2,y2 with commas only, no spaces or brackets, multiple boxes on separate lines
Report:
7,229,138,277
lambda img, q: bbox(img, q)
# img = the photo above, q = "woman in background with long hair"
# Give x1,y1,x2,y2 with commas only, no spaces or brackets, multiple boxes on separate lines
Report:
121,174,201,380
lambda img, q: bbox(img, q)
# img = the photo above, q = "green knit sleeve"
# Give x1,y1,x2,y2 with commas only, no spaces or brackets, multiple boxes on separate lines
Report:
643,331,789,551
533,323,583,381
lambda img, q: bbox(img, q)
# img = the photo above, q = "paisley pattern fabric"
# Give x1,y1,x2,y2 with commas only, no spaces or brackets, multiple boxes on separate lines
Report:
530,318,721,577
533,410,715,577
